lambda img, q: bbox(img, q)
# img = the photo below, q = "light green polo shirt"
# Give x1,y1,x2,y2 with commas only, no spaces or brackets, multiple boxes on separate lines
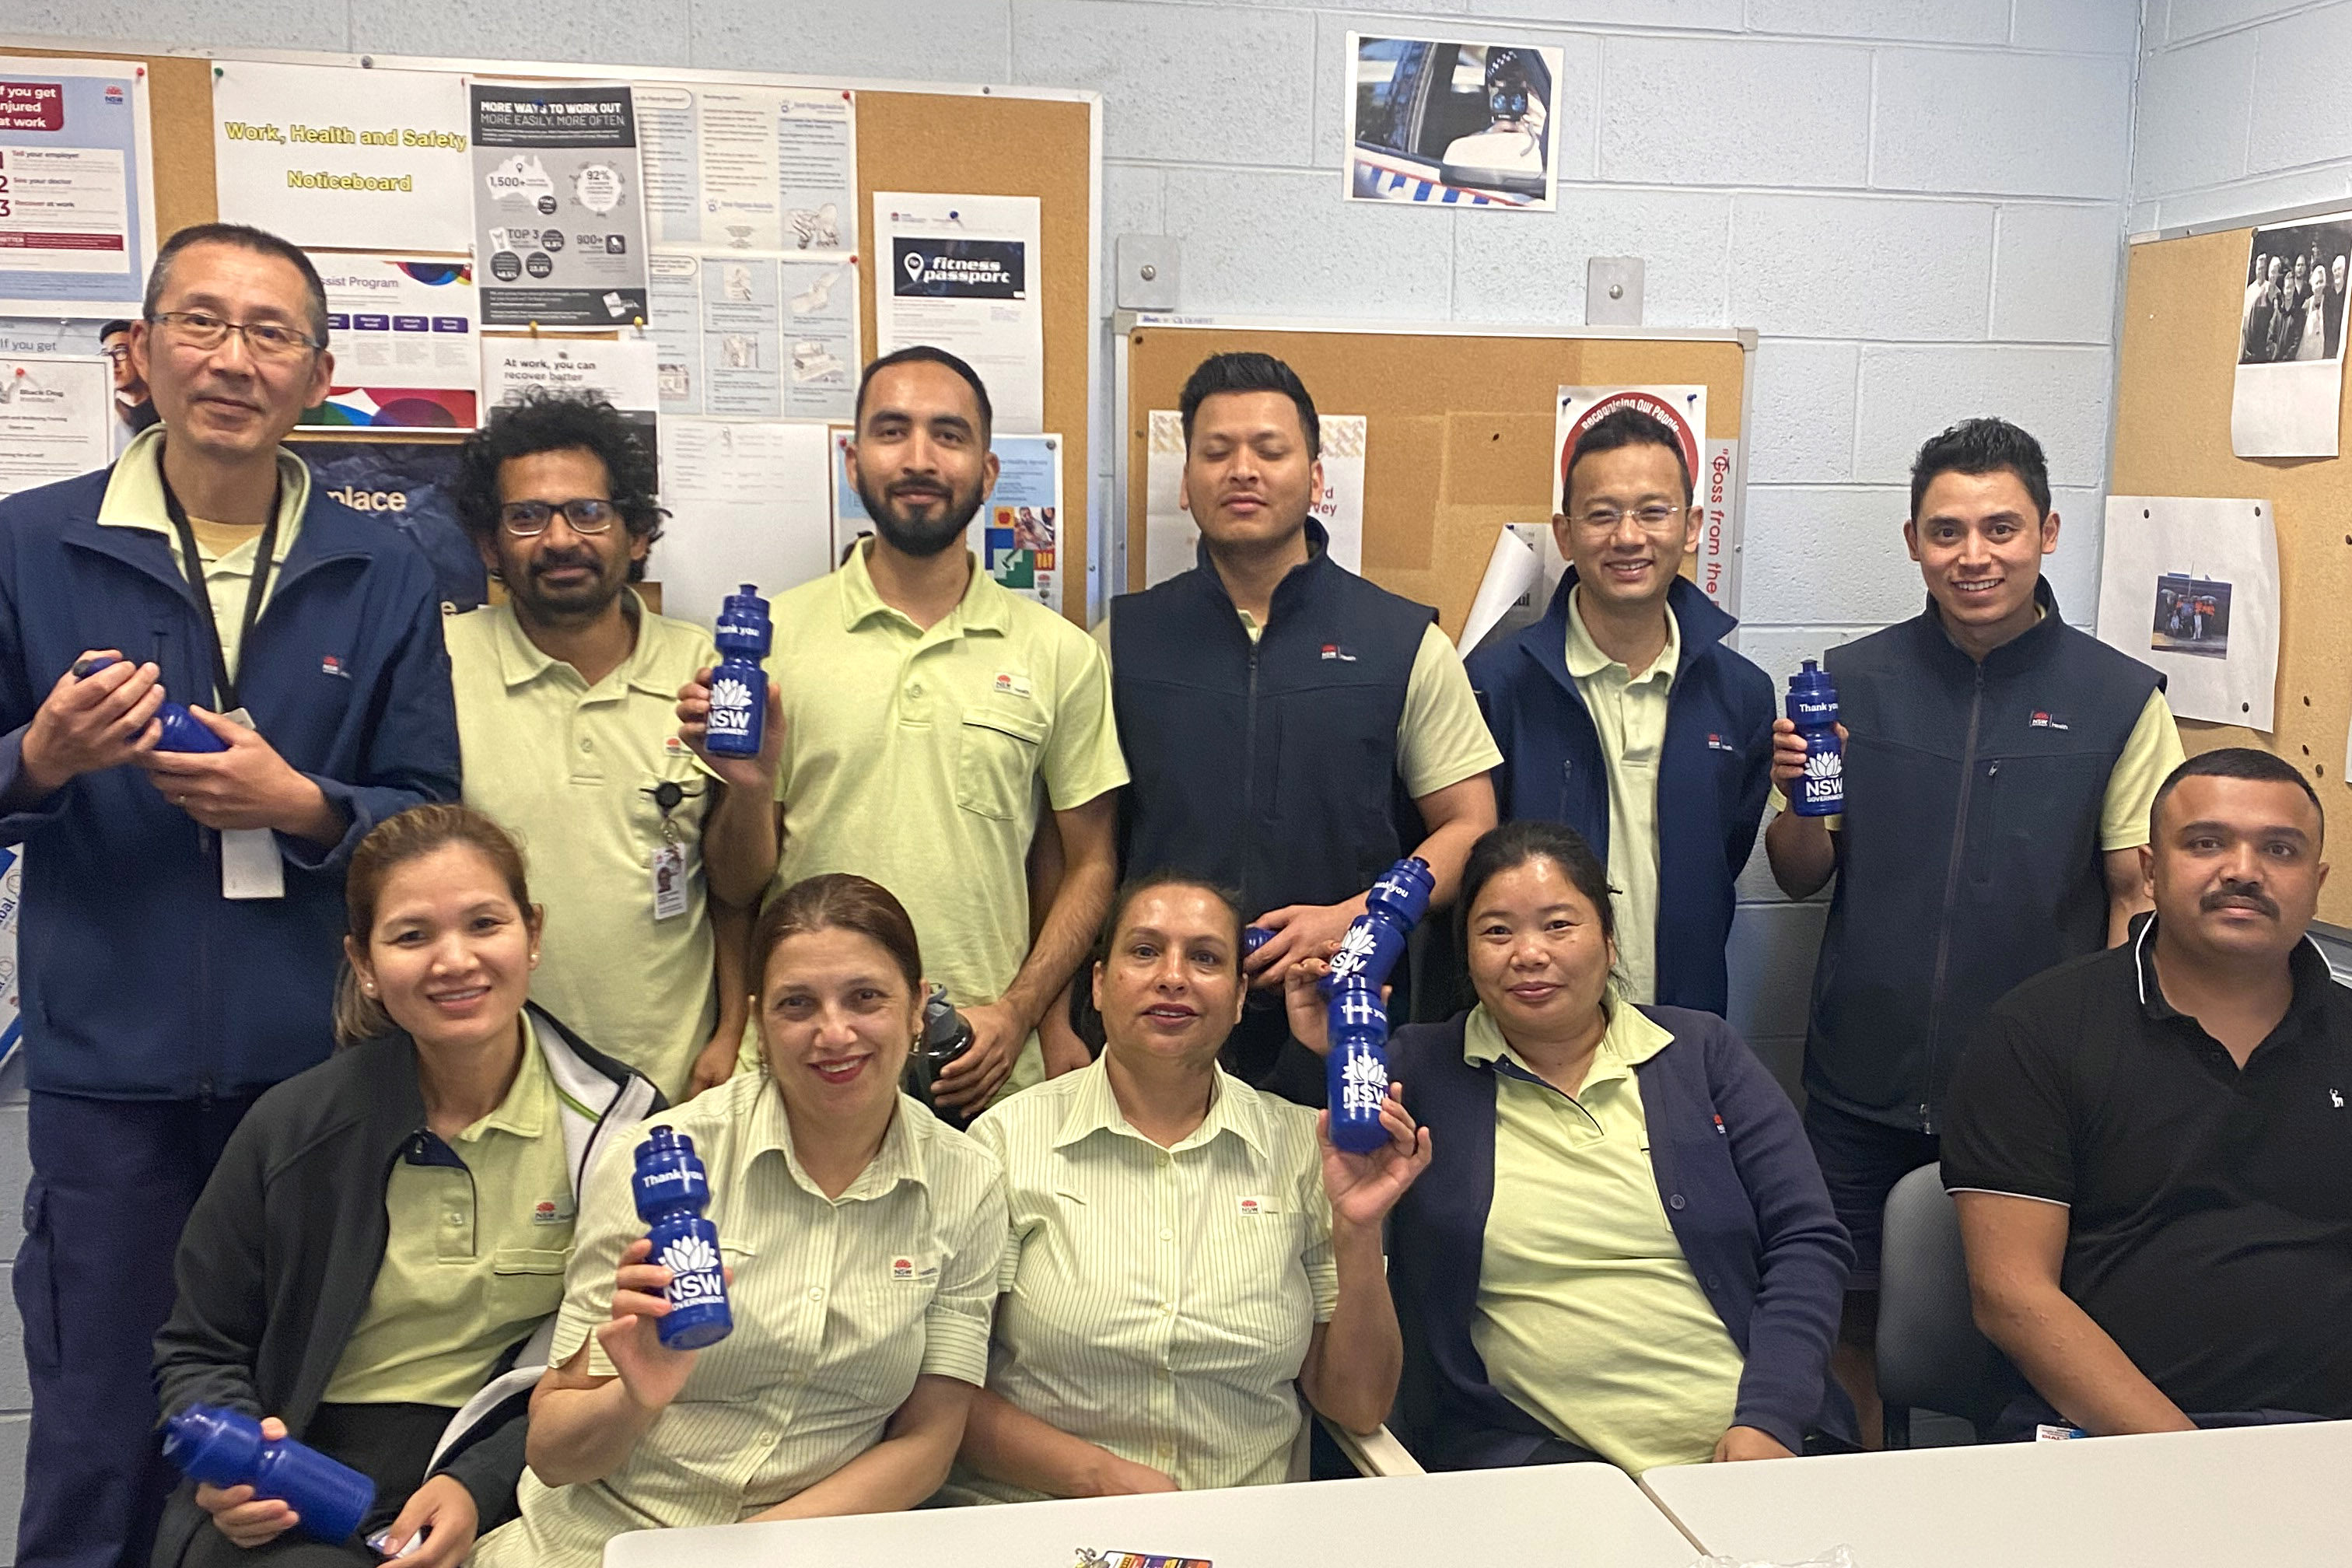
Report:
446,593,721,1100
1564,587,1680,1006
95,422,312,692
1467,1000,1746,1475
1091,609,1503,802
763,544,1129,1101
322,1014,576,1406
948,1057,1338,1501
471,1073,1005,1565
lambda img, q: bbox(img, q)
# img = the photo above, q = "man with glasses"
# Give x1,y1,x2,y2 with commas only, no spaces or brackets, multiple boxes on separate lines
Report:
1469,406,1775,1013
0,222,460,1566
96,318,158,453
447,390,771,1101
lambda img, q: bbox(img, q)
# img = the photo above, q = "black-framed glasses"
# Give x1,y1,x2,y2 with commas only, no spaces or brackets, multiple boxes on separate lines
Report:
145,310,323,360
500,498,620,537
99,344,131,364
1571,502,1687,534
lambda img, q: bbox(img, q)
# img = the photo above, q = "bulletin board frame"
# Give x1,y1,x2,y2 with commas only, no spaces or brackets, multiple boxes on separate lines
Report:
2112,218,2352,926
1115,313,1754,640
1,35,1103,625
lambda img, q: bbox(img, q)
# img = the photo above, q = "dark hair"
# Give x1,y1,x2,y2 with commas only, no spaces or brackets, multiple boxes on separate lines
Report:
336,805,534,1046
1178,352,1321,460
853,345,993,439
98,320,134,341
1909,417,2052,520
1455,821,1619,1004
751,873,924,999
457,390,668,581
2150,747,2325,843
143,222,331,346
1563,405,1693,507
1098,870,1247,972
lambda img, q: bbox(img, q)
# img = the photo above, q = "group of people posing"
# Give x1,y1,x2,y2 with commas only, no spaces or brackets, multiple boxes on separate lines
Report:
2,222,2345,1568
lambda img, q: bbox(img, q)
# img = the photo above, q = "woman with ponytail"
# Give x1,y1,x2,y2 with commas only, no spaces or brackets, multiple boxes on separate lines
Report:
151,804,663,1565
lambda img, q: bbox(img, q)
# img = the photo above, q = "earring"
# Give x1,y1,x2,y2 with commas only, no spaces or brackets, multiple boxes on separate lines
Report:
362,981,376,996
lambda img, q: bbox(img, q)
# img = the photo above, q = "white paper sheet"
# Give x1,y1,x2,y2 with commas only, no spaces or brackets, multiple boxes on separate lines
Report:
635,84,856,254
1143,410,1368,587
2230,212,2352,458
481,335,657,418
303,254,479,431
657,418,833,629
212,61,471,251
0,355,111,499
644,250,856,419
0,57,156,316
1460,525,1542,658
873,192,1044,432
2095,495,2280,730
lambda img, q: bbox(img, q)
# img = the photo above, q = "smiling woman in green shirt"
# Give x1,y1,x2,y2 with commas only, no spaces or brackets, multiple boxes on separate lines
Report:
945,872,1432,1501
472,873,1003,1564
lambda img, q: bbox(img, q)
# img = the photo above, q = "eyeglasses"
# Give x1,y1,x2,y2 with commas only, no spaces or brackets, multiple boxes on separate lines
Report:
499,498,620,537
99,345,131,364
1570,502,1688,534
146,310,323,360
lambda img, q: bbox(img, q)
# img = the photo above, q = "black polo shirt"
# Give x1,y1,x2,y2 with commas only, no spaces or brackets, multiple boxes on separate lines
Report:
1942,915,2352,1419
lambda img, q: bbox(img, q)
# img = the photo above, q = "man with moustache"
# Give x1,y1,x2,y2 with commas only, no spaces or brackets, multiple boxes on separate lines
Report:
1944,748,2352,1431
0,222,458,1566
1764,417,2182,1439
446,391,770,1101
1470,405,1774,1013
1099,352,1500,1104
684,346,1125,1112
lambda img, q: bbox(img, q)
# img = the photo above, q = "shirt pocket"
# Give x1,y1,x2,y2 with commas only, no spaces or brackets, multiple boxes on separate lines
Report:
488,1244,572,1325
955,706,1048,821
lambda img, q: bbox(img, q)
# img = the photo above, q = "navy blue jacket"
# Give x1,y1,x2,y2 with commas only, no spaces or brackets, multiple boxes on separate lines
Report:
0,464,460,1099
1467,574,1774,1013
1389,1006,1853,1465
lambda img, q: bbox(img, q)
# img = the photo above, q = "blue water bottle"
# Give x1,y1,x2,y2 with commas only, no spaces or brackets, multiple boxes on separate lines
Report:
704,585,771,759
1242,926,1275,964
1319,856,1434,1154
71,655,226,753
632,1127,733,1349
161,1405,374,1543
1787,659,1843,817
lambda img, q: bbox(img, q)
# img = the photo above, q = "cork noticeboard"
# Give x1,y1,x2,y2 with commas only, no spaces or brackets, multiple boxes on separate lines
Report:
1,43,1097,625
2110,229,2352,925
1123,323,1749,641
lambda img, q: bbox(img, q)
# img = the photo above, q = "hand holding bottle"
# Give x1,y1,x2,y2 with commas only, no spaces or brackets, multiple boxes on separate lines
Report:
596,1236,705,1416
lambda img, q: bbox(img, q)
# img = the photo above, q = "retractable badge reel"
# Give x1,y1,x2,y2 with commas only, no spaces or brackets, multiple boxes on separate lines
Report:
644,778,698,921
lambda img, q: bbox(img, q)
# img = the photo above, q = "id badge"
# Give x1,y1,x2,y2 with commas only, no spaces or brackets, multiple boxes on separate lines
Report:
651,841,688,920
219,709,285,901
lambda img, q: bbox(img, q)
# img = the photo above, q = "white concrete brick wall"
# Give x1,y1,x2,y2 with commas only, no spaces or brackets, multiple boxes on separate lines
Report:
0,0,2178,1551
2131,0,2352,232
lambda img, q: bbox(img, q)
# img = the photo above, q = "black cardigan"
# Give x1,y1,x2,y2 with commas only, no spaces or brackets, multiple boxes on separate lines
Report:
149,1008,658,1563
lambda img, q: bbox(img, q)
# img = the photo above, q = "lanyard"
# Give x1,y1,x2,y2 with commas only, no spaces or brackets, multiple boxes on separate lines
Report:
159,460,280,714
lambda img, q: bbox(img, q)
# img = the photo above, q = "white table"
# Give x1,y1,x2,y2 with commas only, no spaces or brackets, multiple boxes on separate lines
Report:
605,1464,1703,1566
1641,1420,2352,1568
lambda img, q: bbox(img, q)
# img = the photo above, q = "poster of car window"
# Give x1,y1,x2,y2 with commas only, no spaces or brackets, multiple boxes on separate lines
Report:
646,250,858,419
874,192,1045,433
1143,409,1368,588
2095,496,2280,731
0,57,156,315
0,355,110,499
301,254,478,430
468,82,649,328
1552,386,1733,615
2230,211,2352,458
1343,36,1562,211
828,426,1067,611
212,61,472,252
635,83,856,254
481,335,660,457
290,439,487,611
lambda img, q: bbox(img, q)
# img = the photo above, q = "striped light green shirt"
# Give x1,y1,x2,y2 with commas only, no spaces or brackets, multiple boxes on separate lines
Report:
471,1071,1004,1566
949,1057,1337,1500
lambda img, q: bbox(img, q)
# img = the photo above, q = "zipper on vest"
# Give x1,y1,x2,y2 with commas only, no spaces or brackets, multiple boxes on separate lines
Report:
1920,661,1986,1135
1243,642,1261,891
